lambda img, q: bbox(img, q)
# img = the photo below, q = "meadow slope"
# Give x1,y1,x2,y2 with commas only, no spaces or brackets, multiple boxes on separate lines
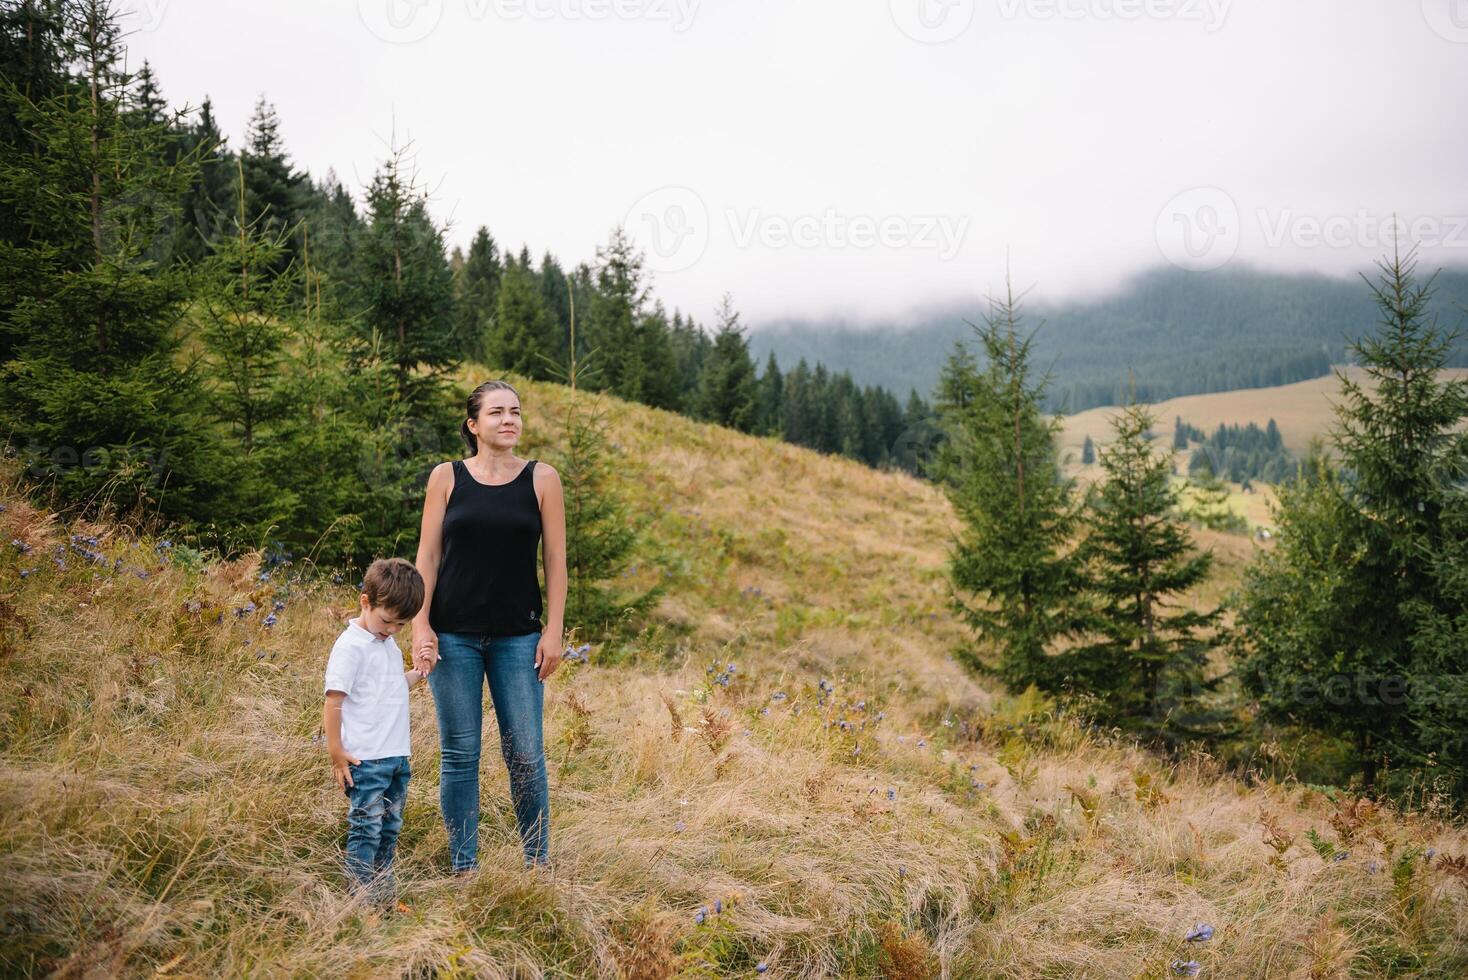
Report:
1,370,1465,978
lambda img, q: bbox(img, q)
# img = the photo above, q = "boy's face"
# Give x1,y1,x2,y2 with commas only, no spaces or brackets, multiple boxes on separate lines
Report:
358,594,409,641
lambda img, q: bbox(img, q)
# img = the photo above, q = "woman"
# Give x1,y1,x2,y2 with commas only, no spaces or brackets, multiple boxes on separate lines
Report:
412,379,567,873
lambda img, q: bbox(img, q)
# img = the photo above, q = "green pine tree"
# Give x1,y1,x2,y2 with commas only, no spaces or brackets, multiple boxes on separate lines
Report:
693,293,759,432
350,140,459,411
636,301,683,412
0,0,230,526
488,258,557,379
240,94,307,271
189,159,301,540
545,383,663,638
453,224,501,364
780,358,813,446
586,225,650,402
1063,400,1224,739
938,279,1084,693
755,351,783,437
1233,243,1468,792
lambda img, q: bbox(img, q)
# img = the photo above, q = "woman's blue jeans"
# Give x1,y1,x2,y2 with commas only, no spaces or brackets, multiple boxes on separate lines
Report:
428,630,549,870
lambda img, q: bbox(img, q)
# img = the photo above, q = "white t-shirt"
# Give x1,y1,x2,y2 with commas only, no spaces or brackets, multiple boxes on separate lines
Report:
323,617,411,760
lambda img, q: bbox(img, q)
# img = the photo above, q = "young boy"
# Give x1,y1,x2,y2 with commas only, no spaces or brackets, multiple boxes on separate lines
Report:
323,556,426,910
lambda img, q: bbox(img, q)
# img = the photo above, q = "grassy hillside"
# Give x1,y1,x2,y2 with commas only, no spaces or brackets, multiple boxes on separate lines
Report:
1059,366,1468,532
1060,367,1468,459
2,370,1466,978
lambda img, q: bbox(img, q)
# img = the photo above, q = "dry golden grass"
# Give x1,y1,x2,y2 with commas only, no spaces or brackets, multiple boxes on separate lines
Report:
1060,367,1468,458
1,369,1465,977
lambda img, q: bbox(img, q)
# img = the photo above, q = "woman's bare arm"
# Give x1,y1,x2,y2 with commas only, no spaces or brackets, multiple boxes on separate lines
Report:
536,463,568,647
412,461,452,672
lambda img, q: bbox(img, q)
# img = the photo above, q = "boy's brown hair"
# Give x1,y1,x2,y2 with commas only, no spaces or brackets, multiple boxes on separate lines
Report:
361,557,425,619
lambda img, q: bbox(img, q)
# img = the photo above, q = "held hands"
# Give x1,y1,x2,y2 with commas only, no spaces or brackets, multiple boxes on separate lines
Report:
331,749,361,792
412,624,439,677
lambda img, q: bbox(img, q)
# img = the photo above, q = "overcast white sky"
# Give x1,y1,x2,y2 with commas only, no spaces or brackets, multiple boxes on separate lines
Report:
121,0,1468,325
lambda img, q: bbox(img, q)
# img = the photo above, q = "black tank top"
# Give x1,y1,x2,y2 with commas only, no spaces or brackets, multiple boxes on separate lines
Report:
428,458,543,636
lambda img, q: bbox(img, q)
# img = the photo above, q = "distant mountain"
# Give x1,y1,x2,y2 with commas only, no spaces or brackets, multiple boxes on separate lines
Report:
747,265,1468,413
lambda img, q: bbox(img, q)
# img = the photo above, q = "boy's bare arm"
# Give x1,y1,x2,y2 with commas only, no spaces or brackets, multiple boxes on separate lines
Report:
323,690,360,790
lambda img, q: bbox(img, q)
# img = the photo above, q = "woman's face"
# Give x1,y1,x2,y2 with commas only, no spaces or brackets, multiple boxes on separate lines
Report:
469,391,522,450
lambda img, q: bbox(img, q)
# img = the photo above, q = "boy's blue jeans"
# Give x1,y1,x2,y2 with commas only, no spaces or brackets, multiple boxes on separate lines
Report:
342,755,410,906
428,630,549,871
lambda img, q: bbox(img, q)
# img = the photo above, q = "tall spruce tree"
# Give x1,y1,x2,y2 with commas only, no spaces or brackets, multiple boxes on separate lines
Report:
272,225,402,566
636,300,683,412
350,140,458,411
1063,400,1224,739
756,351,783,437
781,357,814,445
939,280,1084,692
693,293,758,432
453,224,501,364
554,391,662,635
586,226,649,401
189,159,302,541
488,258,557,379
1233,244,1468,792
173,94,234,263
670,309,712,405
0,0,229,524
240,95,306,271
